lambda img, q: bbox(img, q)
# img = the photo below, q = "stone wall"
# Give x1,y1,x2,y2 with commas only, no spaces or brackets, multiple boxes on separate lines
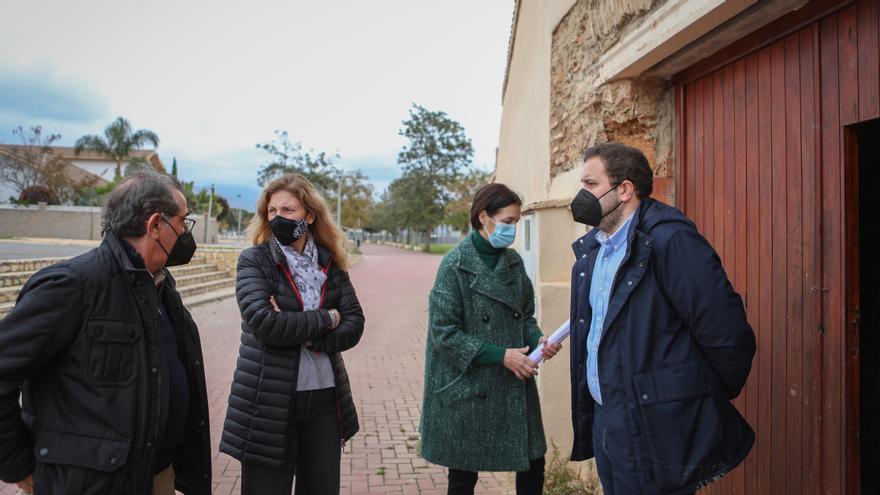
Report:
198,247,241,277
550,0,674,193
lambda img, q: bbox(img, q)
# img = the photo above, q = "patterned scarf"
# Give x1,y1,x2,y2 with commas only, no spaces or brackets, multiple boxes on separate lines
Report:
277,236,327,310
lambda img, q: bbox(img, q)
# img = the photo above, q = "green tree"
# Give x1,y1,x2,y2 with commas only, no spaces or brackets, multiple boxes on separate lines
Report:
396,104,474,251
444,168,491,233
332,170,374,229
368,173,437,244
75,179,119,207
256,130,339,194
220,206,253,233
74,117,159,180
181,181,226,220
123,156,151,176
171,157,178,178
365,193,394,233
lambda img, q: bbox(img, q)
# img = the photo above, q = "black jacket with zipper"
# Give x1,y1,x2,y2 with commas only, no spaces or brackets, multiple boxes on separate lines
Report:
219,237,364,467
0,232,211,494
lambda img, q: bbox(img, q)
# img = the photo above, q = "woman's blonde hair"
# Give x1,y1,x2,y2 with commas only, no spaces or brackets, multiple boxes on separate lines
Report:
247,173,349,271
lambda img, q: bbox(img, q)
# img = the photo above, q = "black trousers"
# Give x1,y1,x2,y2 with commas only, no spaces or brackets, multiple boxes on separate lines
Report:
240,388,341,495
447,457,545,495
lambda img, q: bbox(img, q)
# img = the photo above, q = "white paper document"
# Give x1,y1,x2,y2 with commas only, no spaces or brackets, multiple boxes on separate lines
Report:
528,319,571,364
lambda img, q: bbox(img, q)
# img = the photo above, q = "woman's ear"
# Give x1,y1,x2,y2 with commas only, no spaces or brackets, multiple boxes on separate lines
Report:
478,210,488,225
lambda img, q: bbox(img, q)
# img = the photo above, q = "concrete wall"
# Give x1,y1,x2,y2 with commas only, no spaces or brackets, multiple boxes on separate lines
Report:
0,205,219,243
0,205,104,240
495,0,577,206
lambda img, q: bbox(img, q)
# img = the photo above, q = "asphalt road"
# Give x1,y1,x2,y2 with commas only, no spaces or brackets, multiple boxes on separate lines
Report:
0,241,96,260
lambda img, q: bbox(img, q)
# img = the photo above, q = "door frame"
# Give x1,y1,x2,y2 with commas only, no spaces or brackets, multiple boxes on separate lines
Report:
843,125,861,495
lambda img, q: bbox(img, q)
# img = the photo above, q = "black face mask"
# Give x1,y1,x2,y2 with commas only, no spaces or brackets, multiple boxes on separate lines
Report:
157,216,197,267
270,215,309,245
570,185,621,226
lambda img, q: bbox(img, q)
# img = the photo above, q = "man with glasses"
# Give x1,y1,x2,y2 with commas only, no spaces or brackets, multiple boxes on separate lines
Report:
0,171,211,494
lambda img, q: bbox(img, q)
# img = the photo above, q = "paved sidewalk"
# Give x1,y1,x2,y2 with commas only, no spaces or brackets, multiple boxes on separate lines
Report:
1,243,515,494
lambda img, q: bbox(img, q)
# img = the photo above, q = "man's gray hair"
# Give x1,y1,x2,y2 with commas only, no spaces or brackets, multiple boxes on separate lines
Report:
101,170,183,238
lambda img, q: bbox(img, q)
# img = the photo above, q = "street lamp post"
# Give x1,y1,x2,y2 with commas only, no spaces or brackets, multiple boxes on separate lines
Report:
336,173,342,227
205,183,214,244
236,194,242,237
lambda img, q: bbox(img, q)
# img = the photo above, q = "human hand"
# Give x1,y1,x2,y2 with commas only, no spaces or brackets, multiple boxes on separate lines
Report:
539,336,562,361
16,474,33,494
269,295,280,312
503,346,538,381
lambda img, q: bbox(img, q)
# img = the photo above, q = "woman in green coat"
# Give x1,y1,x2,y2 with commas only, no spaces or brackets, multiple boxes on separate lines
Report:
420,183,562,495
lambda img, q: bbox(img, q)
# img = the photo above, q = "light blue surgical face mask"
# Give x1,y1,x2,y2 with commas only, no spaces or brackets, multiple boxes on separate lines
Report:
485,217,516,248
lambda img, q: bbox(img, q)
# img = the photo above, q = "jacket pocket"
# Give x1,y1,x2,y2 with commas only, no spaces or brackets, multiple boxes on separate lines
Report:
632,360,721,487
33,430,131,494
433,372,482,406
83,319,140,386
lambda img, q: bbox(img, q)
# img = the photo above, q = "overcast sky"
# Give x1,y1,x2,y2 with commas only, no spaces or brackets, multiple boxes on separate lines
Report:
0,1,514,209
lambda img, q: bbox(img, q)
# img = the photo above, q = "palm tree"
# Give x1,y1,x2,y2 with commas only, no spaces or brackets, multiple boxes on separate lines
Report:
74,117,160,179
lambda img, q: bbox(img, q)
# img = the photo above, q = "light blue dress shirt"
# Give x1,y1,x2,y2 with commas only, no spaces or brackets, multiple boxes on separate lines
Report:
586,209,637,405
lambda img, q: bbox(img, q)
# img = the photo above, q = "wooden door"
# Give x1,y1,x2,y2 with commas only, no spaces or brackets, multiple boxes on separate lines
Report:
673,1,880,492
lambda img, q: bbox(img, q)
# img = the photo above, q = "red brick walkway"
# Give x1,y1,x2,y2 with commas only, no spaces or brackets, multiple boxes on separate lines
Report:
1,243,514,494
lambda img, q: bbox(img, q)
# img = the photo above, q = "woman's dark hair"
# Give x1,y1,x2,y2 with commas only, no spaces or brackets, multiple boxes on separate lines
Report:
470,183,522,230
582,142,653,199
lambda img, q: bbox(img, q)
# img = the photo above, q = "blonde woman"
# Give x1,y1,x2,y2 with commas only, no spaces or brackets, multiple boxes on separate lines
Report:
220,174,364,494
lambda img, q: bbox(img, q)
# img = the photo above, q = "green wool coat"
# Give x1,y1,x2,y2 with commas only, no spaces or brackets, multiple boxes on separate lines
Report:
420,235,547,472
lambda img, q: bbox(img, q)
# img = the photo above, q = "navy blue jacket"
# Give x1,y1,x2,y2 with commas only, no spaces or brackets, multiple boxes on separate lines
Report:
569,198,756,492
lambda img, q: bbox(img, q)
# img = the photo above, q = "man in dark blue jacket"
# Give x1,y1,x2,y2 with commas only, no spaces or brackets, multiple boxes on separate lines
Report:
568,142,756,494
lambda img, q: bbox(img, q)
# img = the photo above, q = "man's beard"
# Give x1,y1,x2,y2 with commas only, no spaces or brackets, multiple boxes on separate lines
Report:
598,201,624,234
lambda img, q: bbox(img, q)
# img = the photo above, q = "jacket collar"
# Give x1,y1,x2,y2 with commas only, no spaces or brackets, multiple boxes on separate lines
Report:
102,230,142,274
102,231,175,288
457,233,521,273
269,235,333,270
456,233,522,311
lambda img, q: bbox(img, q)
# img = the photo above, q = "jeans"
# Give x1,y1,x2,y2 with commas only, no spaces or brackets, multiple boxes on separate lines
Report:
241,387,341,495
447,457,545,495
592,406,696,495
592,406,642,495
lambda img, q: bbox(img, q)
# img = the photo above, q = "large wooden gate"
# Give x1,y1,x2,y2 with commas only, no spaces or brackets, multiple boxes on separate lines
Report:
673,1,880,493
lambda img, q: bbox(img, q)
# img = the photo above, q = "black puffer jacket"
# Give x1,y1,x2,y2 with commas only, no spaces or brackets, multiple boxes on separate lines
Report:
220,237,364,467
0,232,211,495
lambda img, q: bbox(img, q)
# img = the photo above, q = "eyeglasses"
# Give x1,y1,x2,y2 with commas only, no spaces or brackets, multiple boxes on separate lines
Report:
163,212,197,234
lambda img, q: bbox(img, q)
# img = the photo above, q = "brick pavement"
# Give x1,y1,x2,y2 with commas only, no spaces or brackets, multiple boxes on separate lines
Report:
1,243,515,494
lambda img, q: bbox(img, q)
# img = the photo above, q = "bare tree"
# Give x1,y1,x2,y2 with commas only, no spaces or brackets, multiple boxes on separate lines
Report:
0,125,98,203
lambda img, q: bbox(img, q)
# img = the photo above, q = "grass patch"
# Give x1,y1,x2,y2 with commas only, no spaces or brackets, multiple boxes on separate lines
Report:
428,243,454,255
376,466,386,476
543,443,597,495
